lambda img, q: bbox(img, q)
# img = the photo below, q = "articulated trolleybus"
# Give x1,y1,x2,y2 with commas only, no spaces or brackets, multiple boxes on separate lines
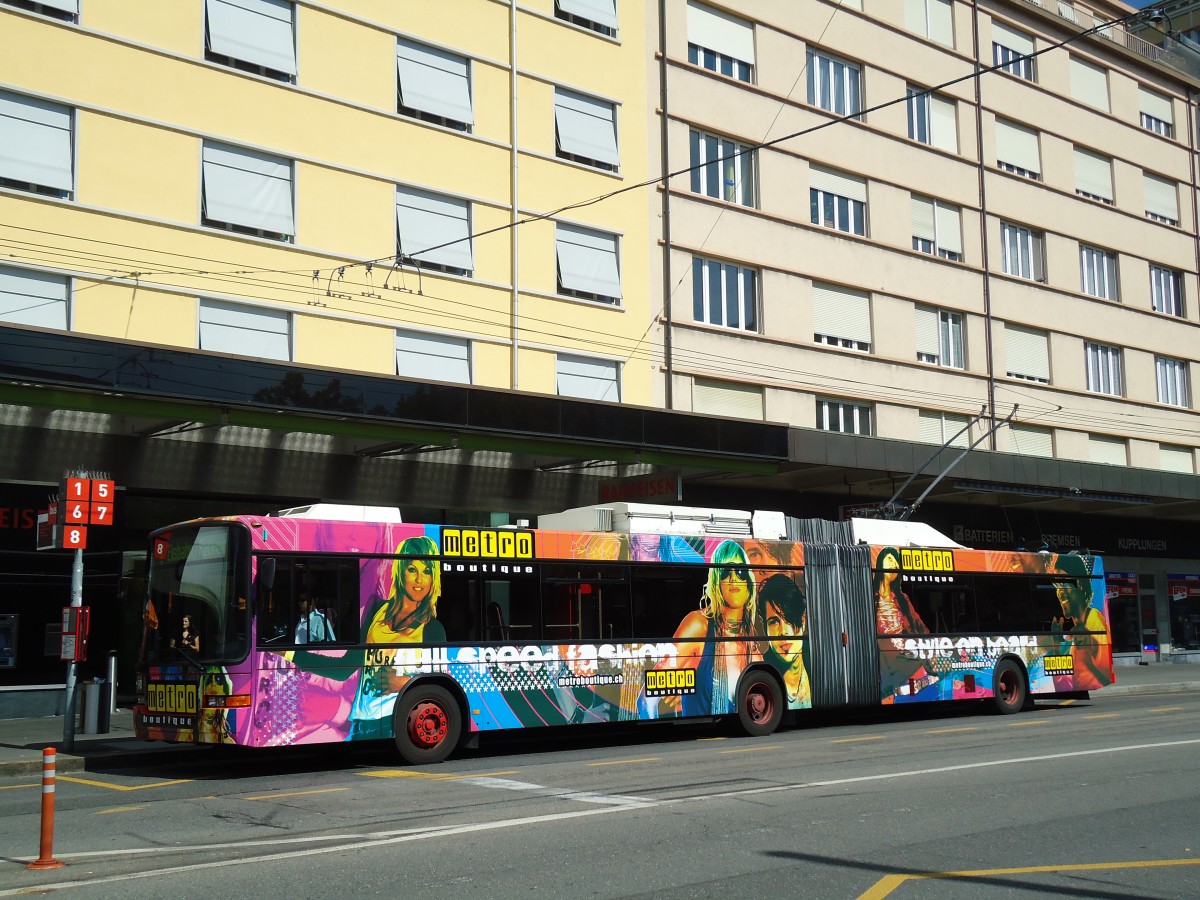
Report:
135,502,1113,764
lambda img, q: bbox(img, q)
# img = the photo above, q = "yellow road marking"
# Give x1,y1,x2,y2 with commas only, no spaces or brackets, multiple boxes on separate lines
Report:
94,805,146,815
0,783,37,791
831,736,886,743
59,776,191,792
360,769,519,781
1150,707,1182,712
1084,713,1119,719
926,727,976,734
698,736,728,741
242,787,348,801
719,744,781,754
1007,720,1049,726
588,757,661,767
1059,698,1078,706
858,857,1200,899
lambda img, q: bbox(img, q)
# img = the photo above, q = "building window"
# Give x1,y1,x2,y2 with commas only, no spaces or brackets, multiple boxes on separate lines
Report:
806,49,862,118
554,0,617,37
205,0,296,82
0,89,73,199
918,410,970,447
1074,147,1113,204
1151,265,1183,317
916,306,964,368
554,87,618,171
812,282,871,352
906,87,957,153
1084,341,1123,396
689,129,756,206
1161,444,1194,474
905,0,953,46
556,222,621,305
816,398,872,435
1139,86,1173,137
199,299,291,360
994,119,1040,180
201,142,294,241
810,166,867,235
0,264,68,329
1005,324,1050,383
1089,435,1126,466
911,196,962,261
1144,173,1179,226
0,1,78,22
1010,424,1053,457
396,37,473,132
1079,245,1118,300
686,1,754,82
1069,56,1109,112
557,353,620,401
692,257,757,331
395,185,473,276
992,22,1035,81
396,330,471,384
1156,356,1189,408
1000,222,1044,281
693,378,764,421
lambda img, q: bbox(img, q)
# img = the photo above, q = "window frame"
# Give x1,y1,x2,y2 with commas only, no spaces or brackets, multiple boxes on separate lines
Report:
554,0,617,38
556,353,621,402
691,255,759,332
911,195,962,262
395,184,474,276
555,221,622,305
688,128,757,207
992,26,1036,81
806,48,862,119
816,398,873,435
686,0,755,83
200,141,295,242
396,36,474,133
1079,244,1118,301
0,89,75,199
1150,265,1184,317
916,306,965,369
1155,355,1189,408
554,87,619,172
1000,222,1045,282
1084,341,1123,397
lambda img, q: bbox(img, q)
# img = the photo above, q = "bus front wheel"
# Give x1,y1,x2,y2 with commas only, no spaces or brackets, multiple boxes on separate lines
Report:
736,671,783,737
992,659,1027,715
394,684,462,765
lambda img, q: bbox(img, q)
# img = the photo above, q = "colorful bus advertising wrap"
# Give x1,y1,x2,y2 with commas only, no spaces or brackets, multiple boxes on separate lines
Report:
138,517,1111,748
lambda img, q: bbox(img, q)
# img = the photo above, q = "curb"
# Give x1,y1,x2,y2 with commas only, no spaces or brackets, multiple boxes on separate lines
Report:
1103,681,1200,696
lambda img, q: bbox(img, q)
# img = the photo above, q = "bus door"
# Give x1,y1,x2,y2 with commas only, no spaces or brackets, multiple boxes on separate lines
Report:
803,543,878,708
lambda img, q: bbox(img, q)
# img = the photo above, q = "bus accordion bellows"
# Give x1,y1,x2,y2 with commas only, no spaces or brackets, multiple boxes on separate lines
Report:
134,502,1114,764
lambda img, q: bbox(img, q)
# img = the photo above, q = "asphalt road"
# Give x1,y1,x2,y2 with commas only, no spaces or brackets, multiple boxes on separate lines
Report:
2,691,1198,899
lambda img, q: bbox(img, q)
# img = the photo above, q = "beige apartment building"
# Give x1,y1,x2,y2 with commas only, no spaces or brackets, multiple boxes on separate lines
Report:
652,0,1200,657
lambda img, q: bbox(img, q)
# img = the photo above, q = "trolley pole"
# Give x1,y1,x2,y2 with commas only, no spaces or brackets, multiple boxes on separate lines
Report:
26,747,64,870
61,548,83,753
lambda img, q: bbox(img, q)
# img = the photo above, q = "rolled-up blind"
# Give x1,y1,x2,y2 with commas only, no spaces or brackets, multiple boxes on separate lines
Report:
812,282,871,344
693,377,764,420
1070,56,1109,112
686,1,754,63
810,165,867,202
995,120,1040,174
1144,172,1178,221
992,21,1033,55
1005,324,1049,381
1074,147,1112,200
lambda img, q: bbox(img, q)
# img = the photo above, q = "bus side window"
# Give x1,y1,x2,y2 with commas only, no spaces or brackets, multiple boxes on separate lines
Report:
438,569,481,643
972,574,1039,633
485,568,540,642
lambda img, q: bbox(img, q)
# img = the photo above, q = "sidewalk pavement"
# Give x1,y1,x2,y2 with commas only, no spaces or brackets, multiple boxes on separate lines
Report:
1,662,1198,777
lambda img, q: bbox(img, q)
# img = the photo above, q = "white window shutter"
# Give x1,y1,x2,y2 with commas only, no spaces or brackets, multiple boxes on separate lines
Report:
812,282,871,344
1005,324,1050,381
1144,173,1178,221
0,265,68,329
202,143,294,235
199,299,290,360
1070,56,1109,112
396,38,474,125
395,330,471,383
810,166,867,202
554,88,618,167
1074,148,1112,200
558,0,618,31
0,89,73,193
557,354,620,401
693,378,764,420
395,186,473,271
686,1,754,63
556,223,622,299
995,120,1040,173
206,0,297,75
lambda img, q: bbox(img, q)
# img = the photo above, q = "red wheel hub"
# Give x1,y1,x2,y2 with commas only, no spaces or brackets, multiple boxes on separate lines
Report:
408,701,449,749
998,672,1018,704
746,684,773,724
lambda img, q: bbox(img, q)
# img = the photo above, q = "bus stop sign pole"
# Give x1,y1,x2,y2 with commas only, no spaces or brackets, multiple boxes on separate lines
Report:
62,548,83,754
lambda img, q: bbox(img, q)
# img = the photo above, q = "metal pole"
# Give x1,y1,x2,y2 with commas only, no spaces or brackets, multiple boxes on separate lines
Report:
108,649,118,715
61,547,83,753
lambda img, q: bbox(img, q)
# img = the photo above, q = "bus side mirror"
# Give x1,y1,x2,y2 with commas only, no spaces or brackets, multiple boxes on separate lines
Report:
258,557,276,592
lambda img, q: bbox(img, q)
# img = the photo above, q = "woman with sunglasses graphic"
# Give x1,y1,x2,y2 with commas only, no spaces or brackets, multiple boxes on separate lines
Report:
651,539,761,716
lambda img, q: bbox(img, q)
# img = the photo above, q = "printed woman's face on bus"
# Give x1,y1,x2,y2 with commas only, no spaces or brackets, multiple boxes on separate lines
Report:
880,554,899,586
401,560,433,602
765,601,803,662
719,566,751,608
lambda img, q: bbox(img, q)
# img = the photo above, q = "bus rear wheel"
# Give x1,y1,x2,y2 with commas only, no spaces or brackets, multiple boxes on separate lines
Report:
736,671,783,737
992,659,1027,715
394,684,462,765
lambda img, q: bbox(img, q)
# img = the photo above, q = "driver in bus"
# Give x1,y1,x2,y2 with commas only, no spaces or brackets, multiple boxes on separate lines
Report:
295,594,334,643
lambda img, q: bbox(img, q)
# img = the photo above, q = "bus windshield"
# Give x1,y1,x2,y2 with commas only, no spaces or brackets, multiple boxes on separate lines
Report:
143,524,250,664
